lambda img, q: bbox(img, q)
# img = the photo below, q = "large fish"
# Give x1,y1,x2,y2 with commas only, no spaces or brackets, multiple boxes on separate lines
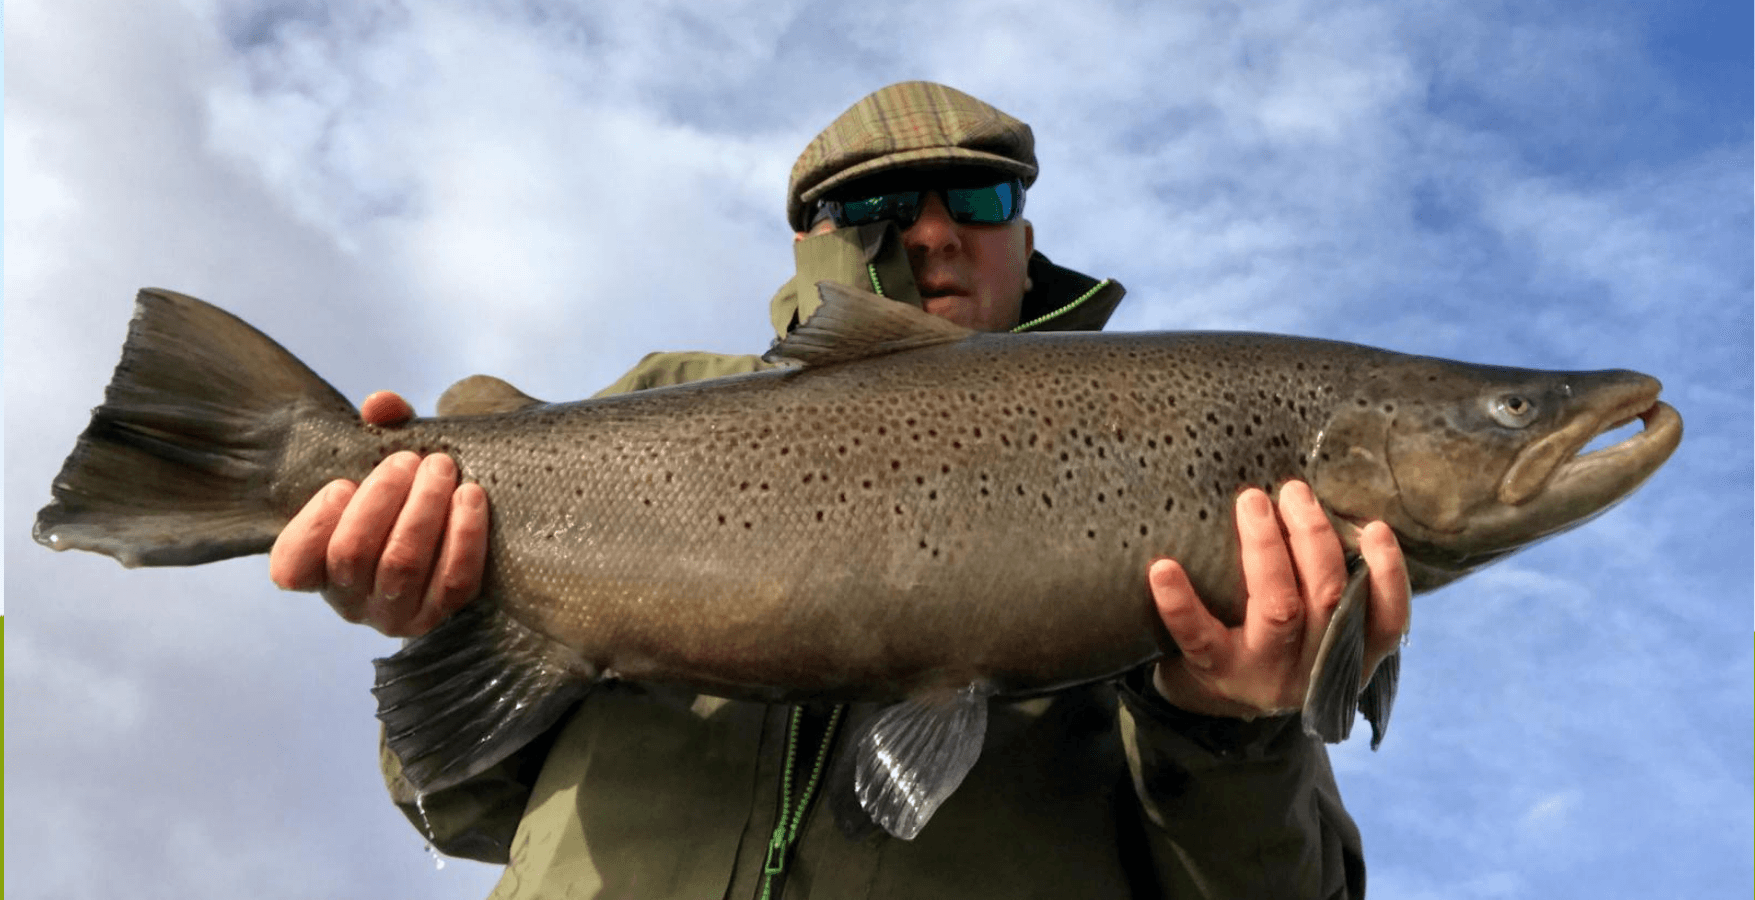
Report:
35,284,1681,839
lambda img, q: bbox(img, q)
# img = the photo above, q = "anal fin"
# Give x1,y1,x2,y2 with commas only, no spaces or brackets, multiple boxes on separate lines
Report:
852,684,992,840
373,601,594,794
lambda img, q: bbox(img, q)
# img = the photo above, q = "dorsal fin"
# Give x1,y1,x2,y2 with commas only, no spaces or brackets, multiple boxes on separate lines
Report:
436,375,546,416
763,281,975,369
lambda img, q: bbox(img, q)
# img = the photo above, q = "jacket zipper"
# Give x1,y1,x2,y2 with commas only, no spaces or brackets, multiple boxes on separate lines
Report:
758,704,845,900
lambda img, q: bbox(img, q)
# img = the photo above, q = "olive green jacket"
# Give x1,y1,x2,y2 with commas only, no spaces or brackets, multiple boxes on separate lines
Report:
381,225,1366,899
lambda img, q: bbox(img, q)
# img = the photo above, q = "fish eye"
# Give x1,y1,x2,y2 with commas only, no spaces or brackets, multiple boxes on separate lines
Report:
1488,394,1537,428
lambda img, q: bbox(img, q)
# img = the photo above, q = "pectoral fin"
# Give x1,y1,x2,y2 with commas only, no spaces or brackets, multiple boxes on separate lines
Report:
1358,649,1400,750
1302,561,1371,743
852,683,992,840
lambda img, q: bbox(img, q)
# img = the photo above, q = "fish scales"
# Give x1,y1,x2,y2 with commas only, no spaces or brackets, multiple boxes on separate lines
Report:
268,332,1357,702
35,285,1681,837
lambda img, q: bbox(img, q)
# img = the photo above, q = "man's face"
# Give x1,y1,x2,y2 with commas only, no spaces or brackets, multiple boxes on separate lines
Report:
802,169,1035,332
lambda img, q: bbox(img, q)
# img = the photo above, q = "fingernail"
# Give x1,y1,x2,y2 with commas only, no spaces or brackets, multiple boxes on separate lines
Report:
423,453,456,479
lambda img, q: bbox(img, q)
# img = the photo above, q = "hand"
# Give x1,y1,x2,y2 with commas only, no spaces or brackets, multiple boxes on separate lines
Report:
268,391,491,638
1148,481,1410,719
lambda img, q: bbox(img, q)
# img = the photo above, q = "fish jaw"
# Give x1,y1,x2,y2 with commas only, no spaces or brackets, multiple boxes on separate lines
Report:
1385,367,1682,574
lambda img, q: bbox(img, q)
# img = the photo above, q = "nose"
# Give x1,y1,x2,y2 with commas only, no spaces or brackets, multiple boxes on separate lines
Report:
901,191,961,257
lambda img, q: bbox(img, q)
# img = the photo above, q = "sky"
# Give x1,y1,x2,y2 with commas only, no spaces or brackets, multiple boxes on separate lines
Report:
4,1,1750,898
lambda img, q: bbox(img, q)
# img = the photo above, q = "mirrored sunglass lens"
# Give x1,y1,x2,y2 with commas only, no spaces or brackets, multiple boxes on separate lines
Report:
946,183,1017,224
836,192,921,226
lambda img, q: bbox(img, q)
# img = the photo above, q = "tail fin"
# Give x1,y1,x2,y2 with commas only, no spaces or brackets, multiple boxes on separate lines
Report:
34,288,356,567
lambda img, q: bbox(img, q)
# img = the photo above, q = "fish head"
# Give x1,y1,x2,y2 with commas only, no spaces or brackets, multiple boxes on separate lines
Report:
1308,360,1683,589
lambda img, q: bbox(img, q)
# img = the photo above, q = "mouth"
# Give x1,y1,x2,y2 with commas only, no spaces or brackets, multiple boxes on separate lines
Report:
1492,378,1682,549
1560,399,1683,480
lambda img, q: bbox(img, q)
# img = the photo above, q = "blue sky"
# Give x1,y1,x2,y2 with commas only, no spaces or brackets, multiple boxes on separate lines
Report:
5,1,1750,897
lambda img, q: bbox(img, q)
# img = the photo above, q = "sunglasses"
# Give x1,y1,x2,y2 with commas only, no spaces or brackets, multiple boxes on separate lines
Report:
820,177,1025,229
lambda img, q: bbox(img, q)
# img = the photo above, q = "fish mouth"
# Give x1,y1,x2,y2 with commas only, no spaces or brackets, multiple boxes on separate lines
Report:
1539,398,1682,503
1484,376,1682,548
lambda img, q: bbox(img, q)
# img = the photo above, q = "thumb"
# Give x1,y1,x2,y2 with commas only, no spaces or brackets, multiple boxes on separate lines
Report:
360,390,416,426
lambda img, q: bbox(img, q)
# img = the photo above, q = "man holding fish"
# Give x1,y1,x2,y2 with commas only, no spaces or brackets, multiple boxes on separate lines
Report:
271,82,1411,898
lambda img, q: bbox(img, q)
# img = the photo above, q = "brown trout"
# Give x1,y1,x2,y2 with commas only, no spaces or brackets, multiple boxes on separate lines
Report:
34,283,1682,839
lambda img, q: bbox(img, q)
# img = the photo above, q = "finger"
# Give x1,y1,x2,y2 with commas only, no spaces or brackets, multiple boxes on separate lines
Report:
405,482,491,637
367,454,461,635
1234,487,1302,653
1357,520,1411,674
1148,558,1230,673
326,452,422,609
269,480,358,592
360,391,416,426
1275,480,1349,655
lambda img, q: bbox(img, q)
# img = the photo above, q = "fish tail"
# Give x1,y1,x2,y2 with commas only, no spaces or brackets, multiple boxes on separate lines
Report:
33,288,357,567
374,600,595,795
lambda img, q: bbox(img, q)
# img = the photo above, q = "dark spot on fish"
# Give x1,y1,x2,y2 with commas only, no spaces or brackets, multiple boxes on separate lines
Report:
895,505,903,515
1087,529,1097,539
803,473,814,484
929,490,938,500
1042,493,1054,508
740,481,750,491
575,488,583,498
1140,525,1149,536
744,521,752,529
1001,435,1012,447
816,510,824,522
941,464,950,474
1199,508,1209,520
980,487,990,496
838,446,848,455
718,514,726,525
1016,485,1026,496
780,446,790,456
1060,452,1070,462
952,440,962,450
1382,404,1395,413
878,426,888,435
1186,465,1196,478
863,480,873,489
643,498,652,506
760,482,769,491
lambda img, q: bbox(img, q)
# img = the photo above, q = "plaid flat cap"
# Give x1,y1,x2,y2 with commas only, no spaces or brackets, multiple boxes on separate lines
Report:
788,81,1037,231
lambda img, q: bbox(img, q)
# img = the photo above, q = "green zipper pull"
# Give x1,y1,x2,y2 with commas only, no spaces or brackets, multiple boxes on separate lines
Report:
758,705,845,900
